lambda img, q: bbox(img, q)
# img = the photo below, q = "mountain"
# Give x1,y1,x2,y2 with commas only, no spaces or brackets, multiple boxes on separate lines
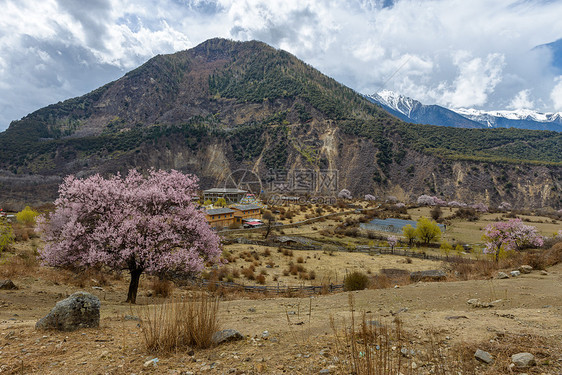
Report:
453,108,562,132
0,38,561,210
368,90,562,132
534,38,562,73
366,90,484,129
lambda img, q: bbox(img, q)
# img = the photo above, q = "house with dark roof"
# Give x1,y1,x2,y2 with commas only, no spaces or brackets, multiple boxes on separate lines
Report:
203,188,247,204
205,207,236,228
231,204,262,223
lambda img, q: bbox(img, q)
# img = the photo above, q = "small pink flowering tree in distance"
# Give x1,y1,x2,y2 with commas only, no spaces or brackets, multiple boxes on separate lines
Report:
338,189,352,200
37,169,221,303
482,218,543,262
387,235,399,253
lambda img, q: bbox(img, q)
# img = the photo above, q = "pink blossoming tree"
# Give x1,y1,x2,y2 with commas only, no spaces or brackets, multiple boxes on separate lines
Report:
37,169,221,303
387,235,399,253
482,218,543,262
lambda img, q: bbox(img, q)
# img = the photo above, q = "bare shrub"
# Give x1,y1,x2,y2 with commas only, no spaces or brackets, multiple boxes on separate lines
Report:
344,271,369,291
151,278,173,298
256,274,266,284
241,267,255,280
297,256,304,263
140,293,219,352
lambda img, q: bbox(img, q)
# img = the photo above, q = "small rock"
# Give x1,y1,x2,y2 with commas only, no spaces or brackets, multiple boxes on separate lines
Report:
511,352,536,367
519,265,533,274
496,272,509,279
540,270,548,275
212,329,244,345
143,358,159,367
248,308,256,313
261,330,269,338
400,347,409,357
319,369,332,374
475,349,493,364
510,270,521,277
124,315,140,321
445,315,469,320
0,280,18,290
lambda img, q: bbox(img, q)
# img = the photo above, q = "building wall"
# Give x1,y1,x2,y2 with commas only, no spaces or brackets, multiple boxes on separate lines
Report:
205,213,236,228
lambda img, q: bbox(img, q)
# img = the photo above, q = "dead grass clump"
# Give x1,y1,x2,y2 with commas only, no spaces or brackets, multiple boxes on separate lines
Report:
449,258,498,280
332,295,463,375
241,267,255,280
151,278,173,298
140,293,219,353
256,274,266,284
296,256,304,263
0,252,39,278
282,249,293,257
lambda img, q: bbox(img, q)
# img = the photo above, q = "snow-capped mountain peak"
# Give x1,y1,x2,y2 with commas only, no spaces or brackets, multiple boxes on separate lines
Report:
454,108,562,128
368,90,420,117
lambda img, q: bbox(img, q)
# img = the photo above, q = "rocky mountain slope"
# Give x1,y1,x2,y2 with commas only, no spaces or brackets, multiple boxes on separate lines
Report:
0,38,561,210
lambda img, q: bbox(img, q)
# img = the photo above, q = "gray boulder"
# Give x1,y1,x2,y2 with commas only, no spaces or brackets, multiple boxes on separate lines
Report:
511,352,536,367
36,292,100,331
474,349,493,364
510,270,521,277
519,265,533,274
496,272,509,279
0,279,18,290
212,329,244,345
410,270,446,282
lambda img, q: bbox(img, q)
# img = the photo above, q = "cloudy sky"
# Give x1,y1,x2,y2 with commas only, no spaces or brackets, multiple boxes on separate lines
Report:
1,0,562,131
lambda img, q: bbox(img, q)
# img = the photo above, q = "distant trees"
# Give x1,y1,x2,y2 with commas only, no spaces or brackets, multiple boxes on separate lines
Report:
440,241,453,259
0,216,14,252
16,206,39,226
215,198,227,207
415,217,442,245
402,224,417,247
482,218,543,262
38,169,221,303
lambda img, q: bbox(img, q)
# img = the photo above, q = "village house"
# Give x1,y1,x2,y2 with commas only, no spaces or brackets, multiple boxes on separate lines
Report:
231,203,262,221
203,188,247,204
204,207,236,228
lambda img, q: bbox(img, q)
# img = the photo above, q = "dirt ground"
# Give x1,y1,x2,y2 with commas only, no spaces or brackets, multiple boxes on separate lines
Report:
1,259,561,374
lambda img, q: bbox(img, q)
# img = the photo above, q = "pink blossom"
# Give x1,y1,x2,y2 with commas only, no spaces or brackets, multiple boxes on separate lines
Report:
482,218,543,262
338,189,352,199
417,195,435,206
37,169,221,303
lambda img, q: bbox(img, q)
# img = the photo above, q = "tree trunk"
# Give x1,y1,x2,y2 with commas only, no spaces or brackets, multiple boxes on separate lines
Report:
126,268,143,304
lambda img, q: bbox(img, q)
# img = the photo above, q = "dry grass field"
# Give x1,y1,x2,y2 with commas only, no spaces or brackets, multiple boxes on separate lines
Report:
0,205,561,374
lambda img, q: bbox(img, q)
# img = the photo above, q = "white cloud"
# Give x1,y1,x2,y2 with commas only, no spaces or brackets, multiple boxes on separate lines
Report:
2,0,562,130
441,51,505,108
509,89,534,109
551,77,562,111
